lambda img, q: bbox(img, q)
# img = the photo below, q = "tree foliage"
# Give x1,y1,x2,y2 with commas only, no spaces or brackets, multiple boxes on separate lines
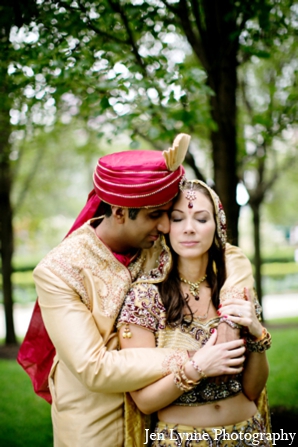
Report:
1,0,298,341
237,19,298,303
17,0,294,242
0,0,40,343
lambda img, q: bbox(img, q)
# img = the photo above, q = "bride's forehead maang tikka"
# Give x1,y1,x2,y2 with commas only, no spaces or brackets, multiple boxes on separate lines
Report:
178,176,227,248
179,177,197,208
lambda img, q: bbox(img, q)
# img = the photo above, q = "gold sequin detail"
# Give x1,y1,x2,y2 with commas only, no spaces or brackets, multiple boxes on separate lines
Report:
220,286,245,303
39,224,143,318
161,350,188,377
220,287,262,318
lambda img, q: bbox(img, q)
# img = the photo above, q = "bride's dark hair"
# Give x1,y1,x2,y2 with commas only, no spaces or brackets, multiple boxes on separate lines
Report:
158,183,227,326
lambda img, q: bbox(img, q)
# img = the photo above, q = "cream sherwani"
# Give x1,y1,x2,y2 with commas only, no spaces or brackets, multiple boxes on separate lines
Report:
34,224,187,447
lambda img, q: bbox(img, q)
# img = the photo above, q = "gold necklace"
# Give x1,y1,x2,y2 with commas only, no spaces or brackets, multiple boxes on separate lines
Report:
195,298,212,321
179,274,207,301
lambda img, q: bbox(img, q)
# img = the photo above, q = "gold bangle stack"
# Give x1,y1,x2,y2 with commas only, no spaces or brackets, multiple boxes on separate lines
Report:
173,365,196,392
246,327,272,353
174,362,206,392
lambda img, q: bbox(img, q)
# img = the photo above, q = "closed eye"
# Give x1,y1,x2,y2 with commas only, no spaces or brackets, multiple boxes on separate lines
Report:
149,212,164,219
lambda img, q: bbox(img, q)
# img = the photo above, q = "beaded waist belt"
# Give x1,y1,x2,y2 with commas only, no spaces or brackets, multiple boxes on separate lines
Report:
173,376,242,406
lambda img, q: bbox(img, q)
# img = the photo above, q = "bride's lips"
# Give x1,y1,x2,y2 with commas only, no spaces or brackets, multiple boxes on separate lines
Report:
180,241,198,247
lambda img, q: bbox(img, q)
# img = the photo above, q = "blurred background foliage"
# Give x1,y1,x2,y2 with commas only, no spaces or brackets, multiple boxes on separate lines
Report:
0,0,297,339
0,1,298,443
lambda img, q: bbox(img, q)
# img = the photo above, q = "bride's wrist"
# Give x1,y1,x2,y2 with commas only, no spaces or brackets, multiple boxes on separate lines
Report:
249,322,263,339
184,359,206,382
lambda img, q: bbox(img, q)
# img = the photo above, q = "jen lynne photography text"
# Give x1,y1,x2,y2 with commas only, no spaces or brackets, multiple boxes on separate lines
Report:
144,428,296,446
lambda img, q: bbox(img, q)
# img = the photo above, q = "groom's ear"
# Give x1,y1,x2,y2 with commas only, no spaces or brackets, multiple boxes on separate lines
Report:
112,207,126,224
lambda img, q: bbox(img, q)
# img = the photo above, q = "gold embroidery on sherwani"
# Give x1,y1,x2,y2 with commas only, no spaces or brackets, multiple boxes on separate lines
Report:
127,254,146,282
39,223,143,318
220,287,262,318
161,350,189,376
220,286,245,303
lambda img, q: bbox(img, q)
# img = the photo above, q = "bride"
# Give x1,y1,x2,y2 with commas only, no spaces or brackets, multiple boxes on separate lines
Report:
118,178,271,446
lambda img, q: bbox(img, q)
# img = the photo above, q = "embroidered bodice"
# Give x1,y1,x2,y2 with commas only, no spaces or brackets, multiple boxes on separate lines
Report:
117,236,263,406
117,282,244,406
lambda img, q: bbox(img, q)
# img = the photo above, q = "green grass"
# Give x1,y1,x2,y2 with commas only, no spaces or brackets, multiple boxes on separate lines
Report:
0,360,53,447
266,327,298,410
262,262,298,276
267,316,298,325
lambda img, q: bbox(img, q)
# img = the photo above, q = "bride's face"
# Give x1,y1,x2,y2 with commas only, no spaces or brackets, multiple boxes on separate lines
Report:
169,189,216,260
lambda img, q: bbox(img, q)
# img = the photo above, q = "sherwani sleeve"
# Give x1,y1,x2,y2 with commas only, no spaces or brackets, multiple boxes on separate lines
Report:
216,243,255,344
34,266,187,394
220,243,255,302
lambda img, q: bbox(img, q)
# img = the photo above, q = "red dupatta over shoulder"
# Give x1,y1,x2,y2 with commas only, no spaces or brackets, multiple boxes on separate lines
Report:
17,191,102,403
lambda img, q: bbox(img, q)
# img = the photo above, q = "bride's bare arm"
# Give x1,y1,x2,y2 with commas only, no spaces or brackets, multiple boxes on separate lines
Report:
119,325,245,414
119,324,183,413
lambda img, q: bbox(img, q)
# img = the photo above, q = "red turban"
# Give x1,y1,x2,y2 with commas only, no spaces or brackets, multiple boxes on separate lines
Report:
66,133,190,234
93,150,185,208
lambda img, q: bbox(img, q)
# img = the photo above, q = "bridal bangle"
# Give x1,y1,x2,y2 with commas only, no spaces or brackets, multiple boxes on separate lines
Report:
246,327,272,353
174,362,206,392
218,316,241,329
190,359,207,380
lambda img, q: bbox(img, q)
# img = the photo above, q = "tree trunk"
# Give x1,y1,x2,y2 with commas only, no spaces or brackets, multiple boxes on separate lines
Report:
0,180,16,345
179,0,241,244
208,61,240,245
0,42,17,345
251,201,263,312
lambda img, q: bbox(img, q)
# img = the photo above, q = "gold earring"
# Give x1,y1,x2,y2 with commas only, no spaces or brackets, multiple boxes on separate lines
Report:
122,323,132,339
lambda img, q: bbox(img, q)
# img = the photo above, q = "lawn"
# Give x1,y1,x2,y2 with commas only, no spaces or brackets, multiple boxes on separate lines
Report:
0,320,297,446
0,359,53,447
266,326,298,410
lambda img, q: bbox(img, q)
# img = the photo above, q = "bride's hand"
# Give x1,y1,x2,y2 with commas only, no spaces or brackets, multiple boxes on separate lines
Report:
184,329,246,381
218,288,263,339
